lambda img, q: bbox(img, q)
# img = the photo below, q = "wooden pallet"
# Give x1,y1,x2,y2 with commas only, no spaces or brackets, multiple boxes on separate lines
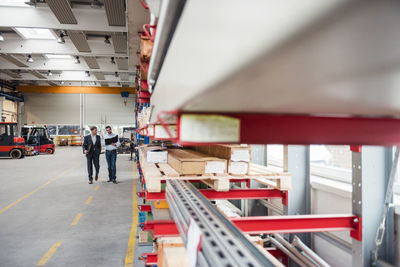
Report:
139,148,291,191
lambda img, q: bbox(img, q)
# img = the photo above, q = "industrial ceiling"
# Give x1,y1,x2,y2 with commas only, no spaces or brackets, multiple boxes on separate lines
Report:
0,0,149,87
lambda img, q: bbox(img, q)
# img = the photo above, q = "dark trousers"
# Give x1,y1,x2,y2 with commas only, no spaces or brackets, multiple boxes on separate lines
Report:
106,150,117,180
86,152,100,181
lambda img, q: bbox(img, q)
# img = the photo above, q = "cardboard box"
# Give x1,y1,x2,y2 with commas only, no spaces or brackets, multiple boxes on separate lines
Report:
194,144,251,162
228,160,250,175
146,149,168,163
167,149,206,175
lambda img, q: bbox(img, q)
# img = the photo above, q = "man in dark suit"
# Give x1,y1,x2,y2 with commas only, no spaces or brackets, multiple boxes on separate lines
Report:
82,126,101,184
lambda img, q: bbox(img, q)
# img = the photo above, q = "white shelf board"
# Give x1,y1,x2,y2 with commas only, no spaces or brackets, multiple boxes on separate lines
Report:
150,1,400,122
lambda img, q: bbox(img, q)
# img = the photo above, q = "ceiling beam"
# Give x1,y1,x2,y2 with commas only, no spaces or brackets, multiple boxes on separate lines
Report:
0,39,126,57
0,71,134,82
17,85,135,94
0,57,134,72
0,6,126,32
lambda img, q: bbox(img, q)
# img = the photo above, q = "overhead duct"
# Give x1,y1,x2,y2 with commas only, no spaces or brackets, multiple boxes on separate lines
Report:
111,33,127,53
93,72,105,80
46,0,78,24
0,54,28,68
67,31,91,52
83,57,100,69
0,70,21,79
28,70,46,79
100,82,109,87
47,81,58,86
104,0,126,26
116,57,128,70
120,72,129,81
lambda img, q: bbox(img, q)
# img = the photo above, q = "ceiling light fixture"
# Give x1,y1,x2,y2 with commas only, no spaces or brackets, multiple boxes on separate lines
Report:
110,57,115,64
57,32,65,44
114,71,119,77
60,81,65,85
74,56,80,64
0,33,4,42
91,0,102,8
27,54,33,63
47,70,52,76
104,35,111,45
92,81,96,85
85,71,90,77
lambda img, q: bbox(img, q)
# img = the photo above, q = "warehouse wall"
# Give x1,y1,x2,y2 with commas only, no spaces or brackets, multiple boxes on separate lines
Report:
22,93,135,125
84,94,135,125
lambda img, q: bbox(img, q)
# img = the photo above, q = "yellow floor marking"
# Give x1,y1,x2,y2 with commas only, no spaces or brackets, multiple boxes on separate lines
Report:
85,196,93,205
0,163,79,214
36,242,61,266
124,163,138,267
94,185,100,191
71,213,83,226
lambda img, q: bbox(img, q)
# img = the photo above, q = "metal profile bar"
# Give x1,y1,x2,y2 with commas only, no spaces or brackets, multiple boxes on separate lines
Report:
142,214,362,239
165,179,276,266
144,188,287,201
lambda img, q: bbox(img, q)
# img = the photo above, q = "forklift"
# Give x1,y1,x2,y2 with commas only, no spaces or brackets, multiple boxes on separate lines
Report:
0,122,25,159
21,126,55,154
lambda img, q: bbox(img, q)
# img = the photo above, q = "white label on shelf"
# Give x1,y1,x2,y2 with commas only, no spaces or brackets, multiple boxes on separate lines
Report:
147,125,154,136
187,218,202,267
228,161,249,175
146,150,168,163
154,125,177,139
180,114,240,143
231,149,250,162
205,161,226,174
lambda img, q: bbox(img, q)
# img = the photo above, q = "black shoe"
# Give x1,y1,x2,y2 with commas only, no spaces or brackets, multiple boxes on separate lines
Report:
113,180,118,184
107,179,112,182
88,180,93,184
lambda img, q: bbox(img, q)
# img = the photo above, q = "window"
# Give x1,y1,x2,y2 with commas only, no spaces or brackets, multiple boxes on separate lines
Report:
310,145,352,183
267,145,284,168
0,125,6,136
14,28,56,40
11,125,17,137
0,0,30,7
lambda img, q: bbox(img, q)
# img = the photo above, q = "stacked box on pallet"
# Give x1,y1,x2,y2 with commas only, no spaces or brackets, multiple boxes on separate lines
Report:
167,149,227,175
194,145,251,175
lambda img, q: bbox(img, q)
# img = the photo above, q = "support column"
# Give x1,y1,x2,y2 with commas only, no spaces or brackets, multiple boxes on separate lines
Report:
284,145,311,246
17,101,24,136
352,146,393,266
0,97,4,122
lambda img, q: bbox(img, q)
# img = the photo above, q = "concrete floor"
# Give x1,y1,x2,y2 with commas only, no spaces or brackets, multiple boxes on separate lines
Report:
0,146,151,267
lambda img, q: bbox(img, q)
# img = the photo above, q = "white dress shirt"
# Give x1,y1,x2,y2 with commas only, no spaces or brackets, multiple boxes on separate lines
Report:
91,134,97,145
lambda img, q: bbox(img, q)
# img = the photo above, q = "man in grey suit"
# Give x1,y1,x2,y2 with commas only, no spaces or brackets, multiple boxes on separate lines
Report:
82,126,101,184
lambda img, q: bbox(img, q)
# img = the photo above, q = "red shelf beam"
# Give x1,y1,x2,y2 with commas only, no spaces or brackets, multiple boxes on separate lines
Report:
141,214,362,241
173,112,400,145
140,188,288,205
140,252,157,265
266,248,289,266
